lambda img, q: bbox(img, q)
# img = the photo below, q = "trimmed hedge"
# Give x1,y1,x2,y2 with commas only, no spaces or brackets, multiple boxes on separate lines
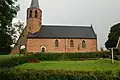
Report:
0,56,40,68
0,51,117,68
0,68,120,80
29,51,111,61
0,57,26,68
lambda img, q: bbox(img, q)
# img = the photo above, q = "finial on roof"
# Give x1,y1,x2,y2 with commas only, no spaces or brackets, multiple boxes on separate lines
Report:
91,24,93,27
30,0,39,8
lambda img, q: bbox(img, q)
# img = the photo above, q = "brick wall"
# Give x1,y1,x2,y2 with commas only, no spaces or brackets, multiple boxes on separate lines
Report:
27,38,97,53
11,26,27,54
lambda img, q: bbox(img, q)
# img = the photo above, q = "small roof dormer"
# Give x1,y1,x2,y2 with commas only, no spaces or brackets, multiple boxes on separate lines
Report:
30,0,39,8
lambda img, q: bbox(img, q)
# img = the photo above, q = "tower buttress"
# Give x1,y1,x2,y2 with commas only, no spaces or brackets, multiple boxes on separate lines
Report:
27,0,42,33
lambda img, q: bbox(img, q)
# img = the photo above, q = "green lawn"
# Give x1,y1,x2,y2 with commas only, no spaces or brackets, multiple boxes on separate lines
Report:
0,54,24,60
0,55,13,59
16,59,120,71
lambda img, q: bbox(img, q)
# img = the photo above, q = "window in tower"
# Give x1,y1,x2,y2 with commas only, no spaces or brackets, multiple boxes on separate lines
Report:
29,27,31,31
35,10,38,18
29,10,32,18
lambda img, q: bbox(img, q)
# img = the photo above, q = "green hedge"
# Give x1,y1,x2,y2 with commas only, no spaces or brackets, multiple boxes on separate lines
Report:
0,57,26,68
0,68,120,80
0,51,114,68
0,55,40,68
29,51,111,61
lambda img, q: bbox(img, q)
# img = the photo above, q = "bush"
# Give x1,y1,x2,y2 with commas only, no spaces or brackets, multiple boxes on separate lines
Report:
20,48,26,55
28,51,111,61
114,55,120,61
0,68,120,80
0,55,40,68
0,51,114,68
0,53,9,55
0,57,26,68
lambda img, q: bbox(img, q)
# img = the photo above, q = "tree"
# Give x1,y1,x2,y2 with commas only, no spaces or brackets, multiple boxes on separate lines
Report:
105,23,120,49
0,31,13,54
11,20,24,43
0,0,19,54
0,0,19,32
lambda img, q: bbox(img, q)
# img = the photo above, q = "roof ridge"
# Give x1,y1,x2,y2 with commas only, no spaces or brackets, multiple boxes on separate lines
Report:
42,25,91,28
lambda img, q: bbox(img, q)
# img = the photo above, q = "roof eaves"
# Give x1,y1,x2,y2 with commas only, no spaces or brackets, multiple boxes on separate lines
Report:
91,25,97,38
27,36,97,39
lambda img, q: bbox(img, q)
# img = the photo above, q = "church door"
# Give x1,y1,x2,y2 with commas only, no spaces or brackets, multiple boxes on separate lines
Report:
41,47,45,52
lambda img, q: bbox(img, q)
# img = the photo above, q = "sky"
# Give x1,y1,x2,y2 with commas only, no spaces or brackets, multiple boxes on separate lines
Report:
16,0,120,50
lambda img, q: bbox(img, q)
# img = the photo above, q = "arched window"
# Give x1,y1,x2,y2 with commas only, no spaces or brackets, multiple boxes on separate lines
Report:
41,46,46,52
70,40,74,47
82,40,86,48
35,10,38,18
55,40,59,47
29,10,32,18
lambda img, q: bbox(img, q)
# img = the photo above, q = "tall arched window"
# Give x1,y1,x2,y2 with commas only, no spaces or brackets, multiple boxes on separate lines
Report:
29,10,32,18
82,40,86,48
70,40,74,47
55,40,59,47
35,10,38,18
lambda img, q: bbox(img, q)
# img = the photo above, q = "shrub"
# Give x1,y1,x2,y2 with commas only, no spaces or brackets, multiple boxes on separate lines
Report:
0,57,26,68
28,51,111,61
20,48,26,55
114,55,120,61
0,51,115,68
0,52,9,55
0,55,40,68
0,68,119,80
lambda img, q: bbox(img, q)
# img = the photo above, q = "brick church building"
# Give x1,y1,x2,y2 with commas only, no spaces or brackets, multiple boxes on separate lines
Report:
11,0,97,54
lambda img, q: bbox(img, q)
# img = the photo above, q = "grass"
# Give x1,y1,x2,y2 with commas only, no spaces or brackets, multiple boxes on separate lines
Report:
16,59,120,71
0,54,24,60
0,55,13,59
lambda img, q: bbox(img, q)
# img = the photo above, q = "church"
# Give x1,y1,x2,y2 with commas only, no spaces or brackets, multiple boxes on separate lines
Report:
11,0,97,54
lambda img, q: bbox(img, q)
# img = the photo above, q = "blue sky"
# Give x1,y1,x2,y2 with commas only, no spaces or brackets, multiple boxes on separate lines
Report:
16,0,120,49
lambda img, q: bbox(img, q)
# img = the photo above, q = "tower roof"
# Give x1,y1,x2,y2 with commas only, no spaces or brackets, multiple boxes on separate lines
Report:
30,0,39,8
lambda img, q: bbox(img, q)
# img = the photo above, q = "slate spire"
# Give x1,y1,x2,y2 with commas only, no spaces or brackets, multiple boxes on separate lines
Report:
30,0,39,8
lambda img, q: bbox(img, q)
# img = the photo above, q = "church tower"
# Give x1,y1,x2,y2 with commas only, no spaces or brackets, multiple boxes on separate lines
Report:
27,0,42,33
